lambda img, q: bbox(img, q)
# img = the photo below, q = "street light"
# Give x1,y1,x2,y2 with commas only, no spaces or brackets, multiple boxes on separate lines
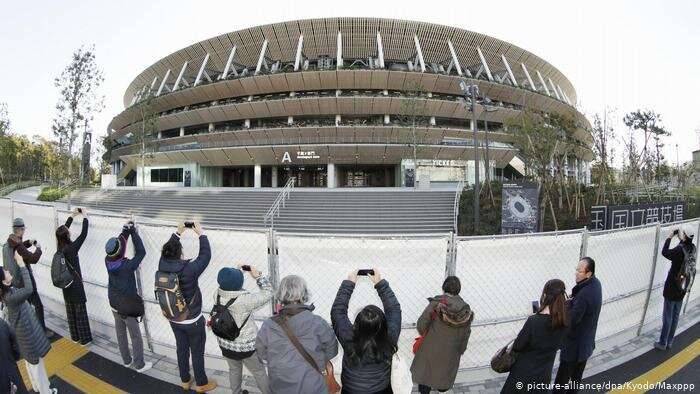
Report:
459,81,499,233
459,81,481,231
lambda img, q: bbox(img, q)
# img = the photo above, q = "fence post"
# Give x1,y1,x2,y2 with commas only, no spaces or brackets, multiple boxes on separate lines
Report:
578,227,589,259
446,232,457,277
52,205,59,229
9,198,14,221
682,219,700,315
133,214,155,352
267,228,279,315
67,189,72,211
637,222,661,336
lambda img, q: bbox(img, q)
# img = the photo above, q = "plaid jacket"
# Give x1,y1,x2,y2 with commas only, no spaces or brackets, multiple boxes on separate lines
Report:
215,275,273,353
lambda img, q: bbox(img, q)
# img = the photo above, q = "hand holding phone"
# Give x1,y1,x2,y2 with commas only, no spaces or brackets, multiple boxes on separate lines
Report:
184,221,195,228
241,265,251,271
531,300,540,314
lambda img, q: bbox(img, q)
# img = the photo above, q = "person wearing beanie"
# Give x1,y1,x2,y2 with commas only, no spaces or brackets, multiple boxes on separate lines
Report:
105,221,152,373
3,217,49,337
655,227,696,350
215,265,273,394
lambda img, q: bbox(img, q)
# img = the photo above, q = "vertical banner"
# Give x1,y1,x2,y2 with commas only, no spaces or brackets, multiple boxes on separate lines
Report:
501,182,540,234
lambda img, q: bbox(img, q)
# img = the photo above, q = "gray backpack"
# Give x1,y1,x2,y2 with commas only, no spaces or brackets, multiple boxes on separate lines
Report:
51,250,76,289
680,244,697,293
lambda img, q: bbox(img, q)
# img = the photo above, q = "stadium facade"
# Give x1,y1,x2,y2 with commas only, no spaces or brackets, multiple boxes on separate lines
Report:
106,17,593,188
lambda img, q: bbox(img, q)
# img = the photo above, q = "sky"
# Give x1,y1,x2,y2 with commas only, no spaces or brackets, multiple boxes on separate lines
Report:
1,0,699,166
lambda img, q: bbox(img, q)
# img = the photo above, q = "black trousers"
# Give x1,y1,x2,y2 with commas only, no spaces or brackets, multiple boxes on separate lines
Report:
170,316,208,387
553,359,587,394
28,291,46,331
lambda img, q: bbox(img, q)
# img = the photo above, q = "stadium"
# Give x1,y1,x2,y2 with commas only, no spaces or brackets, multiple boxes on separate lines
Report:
106,17,593,189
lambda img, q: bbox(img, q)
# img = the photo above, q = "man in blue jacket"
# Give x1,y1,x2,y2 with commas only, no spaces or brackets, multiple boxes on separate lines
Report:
553,256,602,394
105,221,151,373
158,222,217,393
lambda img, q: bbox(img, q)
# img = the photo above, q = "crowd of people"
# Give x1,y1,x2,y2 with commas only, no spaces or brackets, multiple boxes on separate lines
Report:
0,208,696,394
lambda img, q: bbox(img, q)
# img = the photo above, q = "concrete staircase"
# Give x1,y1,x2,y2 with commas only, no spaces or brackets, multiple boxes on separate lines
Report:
66,188,456,234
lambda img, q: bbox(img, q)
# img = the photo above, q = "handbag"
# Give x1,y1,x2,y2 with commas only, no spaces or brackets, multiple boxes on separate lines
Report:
273,315,341,393
413,297,447,354
490,339,516,373
391,353,413,394
115,293,145,319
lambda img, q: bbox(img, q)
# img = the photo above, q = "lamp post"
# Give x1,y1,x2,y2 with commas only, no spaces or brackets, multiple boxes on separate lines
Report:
460,81,480,231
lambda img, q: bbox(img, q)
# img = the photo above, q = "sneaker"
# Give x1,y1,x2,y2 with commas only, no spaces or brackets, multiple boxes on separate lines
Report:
194,379,218,393
181,379,193,391
80,340,93,347
136,361,153,373
51,388,58,394
45,330,55,339
122,360,133,368
667,341,673,349
654,341,667,350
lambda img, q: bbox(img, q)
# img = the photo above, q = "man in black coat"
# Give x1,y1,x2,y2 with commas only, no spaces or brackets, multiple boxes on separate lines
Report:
553,256,602,394
655,228,694,350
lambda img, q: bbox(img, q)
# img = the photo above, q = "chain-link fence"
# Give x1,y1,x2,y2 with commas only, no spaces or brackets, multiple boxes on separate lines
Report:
1,197,698,375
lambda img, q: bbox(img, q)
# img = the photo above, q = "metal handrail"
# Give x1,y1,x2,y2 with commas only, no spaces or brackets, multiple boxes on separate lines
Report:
263,178,295,228
452,179,465,233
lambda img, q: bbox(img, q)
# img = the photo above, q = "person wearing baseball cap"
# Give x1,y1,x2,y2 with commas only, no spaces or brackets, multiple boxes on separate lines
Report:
3,217,50,338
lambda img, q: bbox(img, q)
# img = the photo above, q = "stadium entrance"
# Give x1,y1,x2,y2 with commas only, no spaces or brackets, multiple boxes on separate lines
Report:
279,165,327,187
337,165,397,187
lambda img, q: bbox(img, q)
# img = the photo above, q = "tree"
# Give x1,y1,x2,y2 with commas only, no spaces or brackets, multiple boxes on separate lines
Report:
397,81,430,186
507,110,562,231
0,102,9,136
623,110,669,183
52,45,105,184
590,110,616,204
131,91,159,190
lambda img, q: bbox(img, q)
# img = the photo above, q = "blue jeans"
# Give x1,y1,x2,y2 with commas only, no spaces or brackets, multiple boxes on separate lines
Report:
170,316,208,386
659,298,683,347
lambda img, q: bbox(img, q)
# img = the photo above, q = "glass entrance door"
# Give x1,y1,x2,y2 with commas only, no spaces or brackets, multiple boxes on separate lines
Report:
279,165,327,187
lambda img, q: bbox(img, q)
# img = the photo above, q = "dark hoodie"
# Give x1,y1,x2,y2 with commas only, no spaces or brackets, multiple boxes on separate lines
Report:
410,294,474,390
157,233,211,321
106,227,146,309
661,236,695,301
6,234,42,290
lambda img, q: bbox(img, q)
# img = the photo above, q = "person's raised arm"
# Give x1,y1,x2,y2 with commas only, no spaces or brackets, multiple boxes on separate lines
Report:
188,222,211,277
127,227,146,270
371,269,402,342
662,231,684,261
71,215,89,252
331,271,357,345
4,253,34,305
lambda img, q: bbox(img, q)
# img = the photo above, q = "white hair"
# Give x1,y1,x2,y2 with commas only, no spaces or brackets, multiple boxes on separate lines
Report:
276,275,310,305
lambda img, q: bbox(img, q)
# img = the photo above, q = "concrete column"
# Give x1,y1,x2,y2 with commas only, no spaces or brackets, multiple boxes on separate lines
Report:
179,127,185,137
254,165,262,188
327,163,336,188
429,116,436,126
427,92,433,98
384,115,390,124
157,131,162,139
335,115,341,126
244,119,251,128
208,123,215,132
271,166,278,187
287,116,294,125
383,89,388,96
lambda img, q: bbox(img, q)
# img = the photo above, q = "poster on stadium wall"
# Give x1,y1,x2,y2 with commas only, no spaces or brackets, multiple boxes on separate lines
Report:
589,201,685,231
501,182,540,234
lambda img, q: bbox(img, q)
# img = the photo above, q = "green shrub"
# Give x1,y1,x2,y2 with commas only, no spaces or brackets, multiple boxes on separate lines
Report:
37,187,69,202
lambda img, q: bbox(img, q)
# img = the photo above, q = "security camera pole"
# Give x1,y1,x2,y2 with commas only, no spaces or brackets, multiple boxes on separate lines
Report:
460,80,480,232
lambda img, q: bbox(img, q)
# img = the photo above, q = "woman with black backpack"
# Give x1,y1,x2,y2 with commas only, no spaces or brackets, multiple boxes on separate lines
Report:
104,220,151,373
213,265,273,394
56,207,92,346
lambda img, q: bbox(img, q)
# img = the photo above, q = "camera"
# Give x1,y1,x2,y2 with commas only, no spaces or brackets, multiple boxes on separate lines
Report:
531,300,540,314
241,265,251,272
673,229,679,236
184,221,195,228
357,269,375,276
77,208,83,214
